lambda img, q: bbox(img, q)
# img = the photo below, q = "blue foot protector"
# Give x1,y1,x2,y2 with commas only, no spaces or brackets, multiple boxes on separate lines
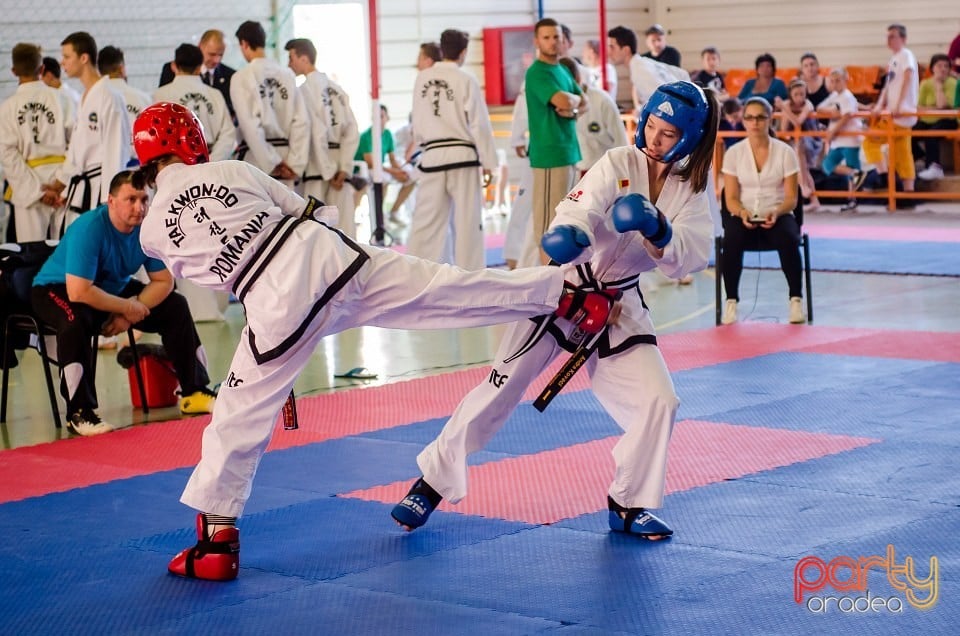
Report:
391,478,442,530
607,496,673,538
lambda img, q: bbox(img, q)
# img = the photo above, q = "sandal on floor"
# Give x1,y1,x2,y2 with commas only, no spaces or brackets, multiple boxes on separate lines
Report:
607,496,673,539
391,478,442,531
334,367,378,380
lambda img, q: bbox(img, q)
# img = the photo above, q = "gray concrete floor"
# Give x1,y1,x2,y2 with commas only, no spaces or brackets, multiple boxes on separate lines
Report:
3,200,959,450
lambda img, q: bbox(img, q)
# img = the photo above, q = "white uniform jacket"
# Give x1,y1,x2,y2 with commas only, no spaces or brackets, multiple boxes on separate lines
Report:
109,78,152,164
0,81,71,209
412,61,497,172
229,58,309,176
140,160,363,363
55,76,131,211
575,86,630,171
629,55,690,108
154,75,237,162
551,145,713,345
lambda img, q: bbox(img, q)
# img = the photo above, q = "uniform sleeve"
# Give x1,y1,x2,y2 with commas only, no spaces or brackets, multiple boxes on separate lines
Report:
247,163,307,216
335,89,360,174
466,77,498,169
509,90,528,147
656,187,713,278
209,91,238,163
549,152,624,261
101,92,132,201
231,72,282,171
285,87,310,175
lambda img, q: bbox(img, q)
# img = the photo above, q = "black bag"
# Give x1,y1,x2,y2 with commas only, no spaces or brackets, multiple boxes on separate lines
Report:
0,240,59,304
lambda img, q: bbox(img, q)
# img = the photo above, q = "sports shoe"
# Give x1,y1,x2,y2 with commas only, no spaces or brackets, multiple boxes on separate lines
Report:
850,170,868,191
66,409,114,436
789,297,805,324
839,199,858,213
721,299,738,324
179,387,217,416
917,163,944,181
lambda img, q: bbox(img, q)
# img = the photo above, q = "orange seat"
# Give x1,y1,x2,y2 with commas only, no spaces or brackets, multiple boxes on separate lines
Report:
723,69,755,98
845,65,882,101
776,67,799,84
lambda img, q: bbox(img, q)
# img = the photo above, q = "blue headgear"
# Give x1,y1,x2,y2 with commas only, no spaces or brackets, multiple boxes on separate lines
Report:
635,81,709,163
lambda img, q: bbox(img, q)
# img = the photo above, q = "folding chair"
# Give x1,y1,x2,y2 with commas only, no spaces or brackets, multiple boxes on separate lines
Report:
714,190,813,325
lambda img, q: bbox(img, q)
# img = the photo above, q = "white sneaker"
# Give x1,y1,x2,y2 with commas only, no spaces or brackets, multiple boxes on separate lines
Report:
917,163,944,180
789,297,805,324
66,409,114,436
721,299,738,324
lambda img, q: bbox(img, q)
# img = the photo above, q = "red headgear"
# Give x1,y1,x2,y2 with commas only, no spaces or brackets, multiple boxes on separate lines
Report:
133,102,209,166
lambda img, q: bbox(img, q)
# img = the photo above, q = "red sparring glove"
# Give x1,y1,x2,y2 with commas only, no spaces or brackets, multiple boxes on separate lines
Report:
555,285,622,334
167,513,240,581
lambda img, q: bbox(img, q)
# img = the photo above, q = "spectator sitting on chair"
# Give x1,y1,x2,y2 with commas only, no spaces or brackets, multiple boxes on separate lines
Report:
30,170,216,436
738,53,789,108
719,97,746,149
913,53,958,181
720,97,806,325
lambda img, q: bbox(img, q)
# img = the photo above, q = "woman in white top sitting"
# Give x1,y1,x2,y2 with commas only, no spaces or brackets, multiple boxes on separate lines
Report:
720,96,805,324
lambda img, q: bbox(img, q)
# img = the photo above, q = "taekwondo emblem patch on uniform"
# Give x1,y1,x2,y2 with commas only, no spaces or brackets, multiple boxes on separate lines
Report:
657,102,674,117
565,189,584,202
618,179,630,189
588,122,601,133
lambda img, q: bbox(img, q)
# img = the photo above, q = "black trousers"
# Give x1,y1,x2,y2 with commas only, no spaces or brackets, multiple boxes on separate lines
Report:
911,119,959,167
30,280,210,415
721,213,803,301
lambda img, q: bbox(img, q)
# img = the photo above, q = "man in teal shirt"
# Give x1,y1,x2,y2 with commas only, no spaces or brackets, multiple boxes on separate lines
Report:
524,17,586,264
354,104,414,218
31,170,216,436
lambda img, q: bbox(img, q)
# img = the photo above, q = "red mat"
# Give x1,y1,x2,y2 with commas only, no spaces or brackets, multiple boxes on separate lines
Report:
0,325,948,505
343,420,880,525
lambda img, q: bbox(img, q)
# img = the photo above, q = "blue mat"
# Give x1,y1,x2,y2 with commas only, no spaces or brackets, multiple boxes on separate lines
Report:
2,348,957,634
737,237,960,276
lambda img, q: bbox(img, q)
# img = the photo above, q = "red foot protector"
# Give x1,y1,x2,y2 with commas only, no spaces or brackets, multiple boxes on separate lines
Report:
168,513,240,581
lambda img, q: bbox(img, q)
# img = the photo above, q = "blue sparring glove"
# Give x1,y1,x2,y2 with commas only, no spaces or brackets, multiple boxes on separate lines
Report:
611,193,673,249
541,225,591,264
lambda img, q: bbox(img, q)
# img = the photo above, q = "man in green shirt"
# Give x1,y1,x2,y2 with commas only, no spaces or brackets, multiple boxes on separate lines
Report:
354,104,414,215
524,17,587,264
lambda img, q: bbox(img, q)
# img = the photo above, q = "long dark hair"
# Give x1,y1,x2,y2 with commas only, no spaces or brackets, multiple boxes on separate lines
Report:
675,88,720,193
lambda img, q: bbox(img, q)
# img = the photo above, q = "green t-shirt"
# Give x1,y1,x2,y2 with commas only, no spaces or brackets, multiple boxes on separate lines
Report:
918,76,958,124
354,127,395,162
524,59,582,169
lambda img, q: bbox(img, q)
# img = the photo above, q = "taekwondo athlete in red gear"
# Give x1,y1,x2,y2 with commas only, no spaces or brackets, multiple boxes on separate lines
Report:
393,81,719,540
132,102,622,581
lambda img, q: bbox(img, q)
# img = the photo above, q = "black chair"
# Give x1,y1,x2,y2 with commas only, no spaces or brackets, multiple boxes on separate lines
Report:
714,189,813,325
0,241,148,429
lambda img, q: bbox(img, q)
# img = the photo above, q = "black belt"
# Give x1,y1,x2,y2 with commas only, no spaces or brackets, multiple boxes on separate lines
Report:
417,138,480,173
236,137,289,161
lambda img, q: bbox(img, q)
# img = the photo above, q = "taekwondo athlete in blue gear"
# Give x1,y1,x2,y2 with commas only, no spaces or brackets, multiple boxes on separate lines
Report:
393,81,718,540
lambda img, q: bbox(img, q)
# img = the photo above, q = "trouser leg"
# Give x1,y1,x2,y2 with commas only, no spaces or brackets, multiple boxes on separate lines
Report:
417,319,562,502
30,284,103,414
